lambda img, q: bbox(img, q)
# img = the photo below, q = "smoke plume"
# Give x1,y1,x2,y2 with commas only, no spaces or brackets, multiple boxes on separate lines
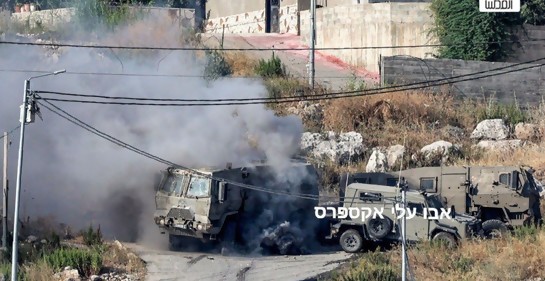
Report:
0,10,308,247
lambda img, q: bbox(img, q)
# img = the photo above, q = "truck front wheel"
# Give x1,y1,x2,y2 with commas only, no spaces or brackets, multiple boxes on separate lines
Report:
339,229,364,253
168,234,184,251
432,232,457,249
482,219,509,239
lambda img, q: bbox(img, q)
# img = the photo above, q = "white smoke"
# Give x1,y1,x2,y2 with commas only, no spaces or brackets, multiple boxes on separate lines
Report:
0,12,306,246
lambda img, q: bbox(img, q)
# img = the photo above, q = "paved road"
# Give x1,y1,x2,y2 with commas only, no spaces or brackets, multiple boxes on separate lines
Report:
125,242,352,281
200,33,379,91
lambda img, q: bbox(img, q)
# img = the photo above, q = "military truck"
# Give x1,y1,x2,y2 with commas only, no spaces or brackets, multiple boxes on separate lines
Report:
153,159,326,255
327,182,482,252
340,165,543,238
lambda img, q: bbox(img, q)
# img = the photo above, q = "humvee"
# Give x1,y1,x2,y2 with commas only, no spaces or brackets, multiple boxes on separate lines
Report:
340,165,543,238
153,159,324,255
328,182,482,253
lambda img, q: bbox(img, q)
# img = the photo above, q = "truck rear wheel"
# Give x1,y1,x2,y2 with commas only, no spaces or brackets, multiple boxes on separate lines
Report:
339,229,364,253
432,232,457,249
482,219,508,239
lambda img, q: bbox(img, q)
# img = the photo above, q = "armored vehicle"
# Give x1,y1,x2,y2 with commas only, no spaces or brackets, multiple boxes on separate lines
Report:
340,165,543,238
328,182,482,253
153,159,324,255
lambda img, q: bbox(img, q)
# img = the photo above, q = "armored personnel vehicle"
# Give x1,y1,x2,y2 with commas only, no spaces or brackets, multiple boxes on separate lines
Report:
327,182,482,252
340,165,543,238
153,159,325,255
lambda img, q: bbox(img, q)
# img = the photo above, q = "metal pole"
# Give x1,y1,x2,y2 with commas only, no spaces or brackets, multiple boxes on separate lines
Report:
401,184,407,281
308,0,316,88
3,131,8,250
11,79,29,281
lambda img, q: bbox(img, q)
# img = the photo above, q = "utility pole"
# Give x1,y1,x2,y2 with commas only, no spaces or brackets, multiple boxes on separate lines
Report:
308,0,316,88
401,180,407,281
11,69,65,281
2,131,8,250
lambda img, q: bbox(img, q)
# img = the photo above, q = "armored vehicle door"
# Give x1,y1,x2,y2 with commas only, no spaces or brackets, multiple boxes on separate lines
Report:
403,201,430,241
439,167,468,213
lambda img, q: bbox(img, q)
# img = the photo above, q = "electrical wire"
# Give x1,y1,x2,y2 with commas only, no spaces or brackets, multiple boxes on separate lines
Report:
2,38,545,51
0,126,20,140
35,58,545,106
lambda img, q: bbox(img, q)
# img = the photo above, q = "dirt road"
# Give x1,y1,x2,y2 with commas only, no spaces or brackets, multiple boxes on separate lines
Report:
125,242,352,281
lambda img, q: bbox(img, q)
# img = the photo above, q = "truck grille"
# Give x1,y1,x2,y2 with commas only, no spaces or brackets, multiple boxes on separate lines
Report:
167,207,194,220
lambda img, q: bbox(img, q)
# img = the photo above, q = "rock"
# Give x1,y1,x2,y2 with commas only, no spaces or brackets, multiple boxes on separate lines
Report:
287,101,323,124
420,140,460,162
300,131,365,164
515,122,541,142
26,235,38,243
470,119,509,140
386,145,405,168
365,147,388,172
90,275,102,281
440,125,464,140
53,267,80,281
476,140,524,152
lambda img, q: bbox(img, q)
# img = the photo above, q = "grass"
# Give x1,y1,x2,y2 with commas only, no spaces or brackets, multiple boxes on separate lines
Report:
329,226,545,281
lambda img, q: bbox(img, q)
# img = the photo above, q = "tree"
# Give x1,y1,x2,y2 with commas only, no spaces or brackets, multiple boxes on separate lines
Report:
429,0,524,61
522,0,545,25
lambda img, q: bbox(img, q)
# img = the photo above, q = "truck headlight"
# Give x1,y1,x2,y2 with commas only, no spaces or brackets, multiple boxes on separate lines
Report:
197,224,203,230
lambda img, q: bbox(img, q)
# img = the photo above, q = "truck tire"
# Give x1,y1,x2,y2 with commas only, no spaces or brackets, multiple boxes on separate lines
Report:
339,229,364,253
168,234,183,251
482,219,509,239
366,217,393,239
220,220,237,256
432,232,457,248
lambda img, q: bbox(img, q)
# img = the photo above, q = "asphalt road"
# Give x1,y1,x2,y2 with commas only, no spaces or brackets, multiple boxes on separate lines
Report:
125,241,352,281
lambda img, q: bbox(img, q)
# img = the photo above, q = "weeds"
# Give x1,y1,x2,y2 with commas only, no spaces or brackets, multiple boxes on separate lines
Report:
82,224,103,247
43,247,103,277
203,50,233,81
255,52,287,78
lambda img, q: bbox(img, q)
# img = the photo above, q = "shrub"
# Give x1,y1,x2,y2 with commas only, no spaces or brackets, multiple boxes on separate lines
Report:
203,50,233,80
476,98,527,125
43,247,102,277
255,52,287,78
82,224,103,247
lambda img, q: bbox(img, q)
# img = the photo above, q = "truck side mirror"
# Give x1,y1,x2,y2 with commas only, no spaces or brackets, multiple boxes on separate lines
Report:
218,181,226,203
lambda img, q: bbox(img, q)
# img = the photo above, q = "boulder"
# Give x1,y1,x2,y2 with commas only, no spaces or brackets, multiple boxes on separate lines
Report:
366,147,388,172
475,140,524,152
420,140,460,162
287,101,323,125
386,145,405,168
300,131,365,164
440,125,464,140
470,119,509,140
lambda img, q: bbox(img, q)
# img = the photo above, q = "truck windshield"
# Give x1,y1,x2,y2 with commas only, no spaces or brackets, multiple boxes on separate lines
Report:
186,176,210,197
426,194,445,210
161,174,186,196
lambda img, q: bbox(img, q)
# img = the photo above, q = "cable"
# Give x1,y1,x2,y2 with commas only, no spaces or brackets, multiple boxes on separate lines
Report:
35,59,545,106
0,69,366,80
36,99,335,201
0,126,20,140
2,38,545,51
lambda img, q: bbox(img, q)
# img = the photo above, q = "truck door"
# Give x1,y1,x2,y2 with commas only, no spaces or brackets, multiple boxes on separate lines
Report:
404,201,429,241
439,167,469,213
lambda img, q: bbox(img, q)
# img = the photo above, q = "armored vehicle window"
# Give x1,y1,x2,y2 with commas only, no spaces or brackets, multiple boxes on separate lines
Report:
386,178,399,187
407,202,424,215
499,173,511,185
161,175,185,196
187,176,210,197
353,177,370,184
359,192,382,202
420,177,436,192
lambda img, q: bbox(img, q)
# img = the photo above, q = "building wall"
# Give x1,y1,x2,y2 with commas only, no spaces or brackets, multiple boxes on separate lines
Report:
381,56,545,104
205,0,298,18
507,24,545,64
299,3,437,73
203,4,299,34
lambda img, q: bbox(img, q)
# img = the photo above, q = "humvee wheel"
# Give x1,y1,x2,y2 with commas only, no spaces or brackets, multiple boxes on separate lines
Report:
482,219,509,239
340,229,363,253
432,232,457,249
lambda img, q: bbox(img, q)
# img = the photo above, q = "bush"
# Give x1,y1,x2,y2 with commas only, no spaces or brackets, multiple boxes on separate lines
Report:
336,252,399,281
82,225,103,247
255,53,287,78
203,50,233,80
476,98,527,125
43,247,102,277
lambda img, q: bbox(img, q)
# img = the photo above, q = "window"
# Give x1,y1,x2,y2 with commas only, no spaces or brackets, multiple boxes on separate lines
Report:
186,176,210,197
161,175,185,196
420,177,436,192
499,173,511,186
359,192,382,202
353,177,370,184
407,202,425,216
386,178,399,187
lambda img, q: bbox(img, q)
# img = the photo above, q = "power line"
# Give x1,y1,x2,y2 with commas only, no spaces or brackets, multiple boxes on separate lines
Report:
35,59,545,106
0,126,20,140
1,38,545,51
36,99,336,201
0,69,367,80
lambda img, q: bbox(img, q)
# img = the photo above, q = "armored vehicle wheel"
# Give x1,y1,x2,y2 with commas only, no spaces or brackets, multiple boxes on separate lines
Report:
168,234,184,251
432,232,457,248
482,219,509,239
339,229,364,253
366,217,393,239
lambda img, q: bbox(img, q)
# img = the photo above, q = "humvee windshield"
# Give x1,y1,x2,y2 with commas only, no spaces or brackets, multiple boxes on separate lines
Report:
426,194,445,210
